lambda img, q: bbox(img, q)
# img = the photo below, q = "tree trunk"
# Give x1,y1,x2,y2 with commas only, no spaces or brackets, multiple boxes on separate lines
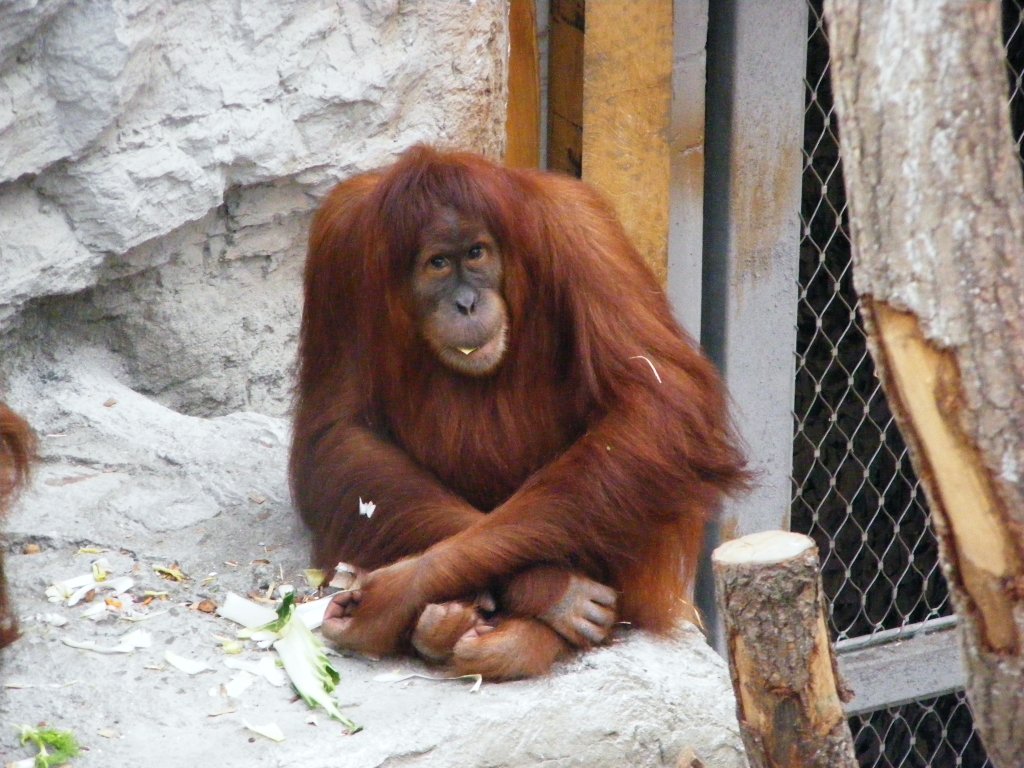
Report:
713,531,857,768
824,2,1024,764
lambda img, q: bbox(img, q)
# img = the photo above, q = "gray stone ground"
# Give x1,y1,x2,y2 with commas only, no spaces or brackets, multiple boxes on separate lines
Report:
0,363,748,768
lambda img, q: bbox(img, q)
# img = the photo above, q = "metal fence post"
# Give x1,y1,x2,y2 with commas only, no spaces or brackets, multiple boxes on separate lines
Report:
695,0,809,644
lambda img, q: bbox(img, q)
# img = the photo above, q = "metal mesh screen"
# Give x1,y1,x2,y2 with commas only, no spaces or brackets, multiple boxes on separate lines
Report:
850,692,993,768
793,0,949,646
1006,0,1024,160
791,1,1024,765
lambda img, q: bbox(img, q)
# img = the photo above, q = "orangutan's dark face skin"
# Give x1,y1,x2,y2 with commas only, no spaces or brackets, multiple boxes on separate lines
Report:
411,209,508,376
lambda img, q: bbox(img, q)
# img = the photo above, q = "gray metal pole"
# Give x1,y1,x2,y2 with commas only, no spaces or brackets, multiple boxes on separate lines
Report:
697,0,808,648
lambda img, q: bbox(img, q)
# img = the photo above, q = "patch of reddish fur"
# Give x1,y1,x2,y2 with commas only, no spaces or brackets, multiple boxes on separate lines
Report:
0,403,33,649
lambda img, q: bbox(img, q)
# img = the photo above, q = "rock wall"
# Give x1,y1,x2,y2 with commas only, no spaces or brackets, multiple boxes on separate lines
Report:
0,0,507,417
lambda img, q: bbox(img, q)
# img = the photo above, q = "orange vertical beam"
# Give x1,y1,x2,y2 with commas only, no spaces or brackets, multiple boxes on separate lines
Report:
546,1,673,279
581,0,674,281
506,0,542,168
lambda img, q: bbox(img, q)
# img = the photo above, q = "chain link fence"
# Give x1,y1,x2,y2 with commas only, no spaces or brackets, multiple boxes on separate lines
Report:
850,692,993,768
794,0,950,646
791,0,1024,764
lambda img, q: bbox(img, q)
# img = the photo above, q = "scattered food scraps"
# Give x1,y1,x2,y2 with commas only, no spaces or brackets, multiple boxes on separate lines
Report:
45,554,182,626
81,602,110,621
218,592,360,733
44,573,92,604
62,629,151,654
214,636,246,655
224,655,287,687
153,563,187,582
210,670,256,699
268,594,361,733
164,650,214,675
329,563,358,590
119,606,169,623
242,720,285,743
15,725,80,768
217,593,277,629
374,671,483,693
45,566,134,608
195,599,218,614
303,569,326,589
245,592,278,607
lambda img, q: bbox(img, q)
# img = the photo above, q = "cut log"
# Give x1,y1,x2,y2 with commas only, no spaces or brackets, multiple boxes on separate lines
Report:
713,530,856,768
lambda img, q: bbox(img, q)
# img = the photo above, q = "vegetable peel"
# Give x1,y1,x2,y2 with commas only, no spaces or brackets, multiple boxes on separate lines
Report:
267,594,361,733
242,720,285,742
62,629,151,655
216,592,360,732
153,564,187,582
164,650,213,675
217,593,276,629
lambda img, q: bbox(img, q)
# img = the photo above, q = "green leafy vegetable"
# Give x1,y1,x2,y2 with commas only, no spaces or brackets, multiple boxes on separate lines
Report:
18,725,80,768
267,593,361,734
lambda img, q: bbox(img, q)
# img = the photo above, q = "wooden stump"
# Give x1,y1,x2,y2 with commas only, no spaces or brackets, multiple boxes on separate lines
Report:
712,531,856,768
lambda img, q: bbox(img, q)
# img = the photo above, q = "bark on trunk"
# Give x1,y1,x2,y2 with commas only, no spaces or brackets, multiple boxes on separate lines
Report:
824,2,1024,764
713,530,857,768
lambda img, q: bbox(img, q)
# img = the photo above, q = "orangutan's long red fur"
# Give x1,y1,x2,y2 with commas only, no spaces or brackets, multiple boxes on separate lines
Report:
0,403,33,649
289,146,747,677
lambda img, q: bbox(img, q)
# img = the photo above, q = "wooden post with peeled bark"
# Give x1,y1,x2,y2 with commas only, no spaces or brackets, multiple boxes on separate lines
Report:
713,531,857,768
824,2,1024,765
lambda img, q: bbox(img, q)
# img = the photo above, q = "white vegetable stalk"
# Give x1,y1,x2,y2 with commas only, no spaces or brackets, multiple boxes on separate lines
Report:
267,594,361,734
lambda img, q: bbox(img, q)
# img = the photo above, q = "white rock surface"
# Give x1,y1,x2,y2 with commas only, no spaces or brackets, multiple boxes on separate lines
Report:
0,1,747,765
3,548,746,768
1,0,507,415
